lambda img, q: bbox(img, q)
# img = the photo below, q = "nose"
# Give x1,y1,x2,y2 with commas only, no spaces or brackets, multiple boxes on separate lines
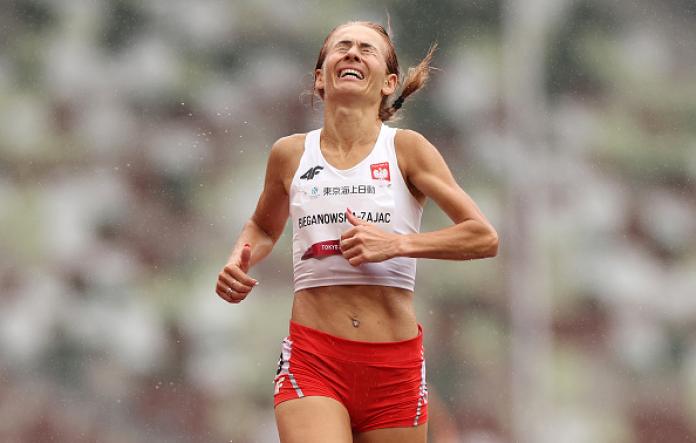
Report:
343,44,361,61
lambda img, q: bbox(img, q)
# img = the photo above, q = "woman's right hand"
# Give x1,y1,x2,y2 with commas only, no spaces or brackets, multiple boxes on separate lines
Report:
216,244,259,304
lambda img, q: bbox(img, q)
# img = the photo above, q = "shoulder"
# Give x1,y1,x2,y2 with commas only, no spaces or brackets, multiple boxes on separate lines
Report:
393,128,440,168
394,128,428,146
265,133,307,189
270,133,306,159
393,128,455,192
394,128,437,156
267,133,306,169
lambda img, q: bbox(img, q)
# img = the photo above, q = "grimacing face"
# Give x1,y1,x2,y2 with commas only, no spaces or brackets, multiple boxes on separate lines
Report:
315,24,398,104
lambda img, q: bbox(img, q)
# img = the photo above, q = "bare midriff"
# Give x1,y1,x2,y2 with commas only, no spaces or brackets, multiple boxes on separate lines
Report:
292,285,418,342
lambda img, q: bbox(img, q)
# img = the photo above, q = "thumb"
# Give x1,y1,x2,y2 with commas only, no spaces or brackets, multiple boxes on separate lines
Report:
346,208,363,226
239,243,252,272
347,208,370,226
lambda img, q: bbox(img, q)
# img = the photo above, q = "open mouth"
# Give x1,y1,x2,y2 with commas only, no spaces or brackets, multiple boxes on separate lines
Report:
337,68,365,80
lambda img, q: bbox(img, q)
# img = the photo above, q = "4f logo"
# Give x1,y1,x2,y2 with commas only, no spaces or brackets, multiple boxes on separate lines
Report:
300,165,324,180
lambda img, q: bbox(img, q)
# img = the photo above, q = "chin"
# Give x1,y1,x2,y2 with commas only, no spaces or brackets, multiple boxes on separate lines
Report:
327,92,378,107
327,84,376,100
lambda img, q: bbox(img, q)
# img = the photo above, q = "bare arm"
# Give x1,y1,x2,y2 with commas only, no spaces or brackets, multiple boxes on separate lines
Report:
395,129,498,260
340,130,498,265
216,135,302,303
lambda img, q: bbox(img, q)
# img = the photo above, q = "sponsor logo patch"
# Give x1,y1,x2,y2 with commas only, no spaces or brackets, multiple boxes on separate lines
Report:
301,239,341,260
324,184,375,196
300,165,323,180
370,162,390,182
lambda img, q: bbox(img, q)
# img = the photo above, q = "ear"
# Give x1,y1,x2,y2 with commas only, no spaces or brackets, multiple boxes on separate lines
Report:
314,68,325,93
381,73,398,96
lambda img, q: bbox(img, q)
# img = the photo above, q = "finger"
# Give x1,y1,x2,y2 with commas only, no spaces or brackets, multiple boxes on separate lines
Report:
340,226,359,241
215,283,231,302
223,265,258,287
346,208,370,226
341,244,361,260
340,236,360,252
219,274,253,294
347,255,364,267
341,226,360,240
225,293,246,303
216,283,247,303
239,243,252,272
216,281,248,300
216,285,237,303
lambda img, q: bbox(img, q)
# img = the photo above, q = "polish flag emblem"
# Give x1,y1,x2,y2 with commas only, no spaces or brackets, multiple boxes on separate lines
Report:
370,162,390,181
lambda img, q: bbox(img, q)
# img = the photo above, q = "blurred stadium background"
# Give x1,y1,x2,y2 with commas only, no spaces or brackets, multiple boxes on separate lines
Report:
1,0,695,442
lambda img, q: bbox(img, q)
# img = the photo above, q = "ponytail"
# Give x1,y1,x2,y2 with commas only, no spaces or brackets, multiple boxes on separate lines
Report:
379,43,438,122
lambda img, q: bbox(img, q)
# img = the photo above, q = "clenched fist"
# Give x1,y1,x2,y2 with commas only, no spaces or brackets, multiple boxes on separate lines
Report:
216,244,259,303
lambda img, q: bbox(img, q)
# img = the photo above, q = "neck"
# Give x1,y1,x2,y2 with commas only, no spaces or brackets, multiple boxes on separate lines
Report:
322,101,382,150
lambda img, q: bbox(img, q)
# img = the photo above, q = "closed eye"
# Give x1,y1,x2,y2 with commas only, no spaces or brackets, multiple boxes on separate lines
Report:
333,40,379,56
334,41,351,52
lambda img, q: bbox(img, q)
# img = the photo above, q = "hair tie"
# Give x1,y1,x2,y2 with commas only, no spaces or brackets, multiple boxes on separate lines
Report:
392,96,405,110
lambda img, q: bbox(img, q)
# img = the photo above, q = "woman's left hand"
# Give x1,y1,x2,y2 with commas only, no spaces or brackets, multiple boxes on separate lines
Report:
340,208,401,266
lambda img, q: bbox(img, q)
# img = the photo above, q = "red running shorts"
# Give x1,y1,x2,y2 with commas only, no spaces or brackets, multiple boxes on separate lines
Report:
273,321,428,432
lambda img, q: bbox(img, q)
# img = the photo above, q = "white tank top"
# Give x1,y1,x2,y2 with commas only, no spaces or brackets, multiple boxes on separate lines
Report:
290,124,423,292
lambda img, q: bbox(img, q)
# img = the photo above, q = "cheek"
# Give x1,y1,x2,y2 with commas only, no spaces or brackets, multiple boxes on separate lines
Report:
316,65,331,89
321,58,338,81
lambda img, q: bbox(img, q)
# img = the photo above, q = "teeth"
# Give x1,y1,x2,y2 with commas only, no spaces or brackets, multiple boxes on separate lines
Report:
339,68,363,79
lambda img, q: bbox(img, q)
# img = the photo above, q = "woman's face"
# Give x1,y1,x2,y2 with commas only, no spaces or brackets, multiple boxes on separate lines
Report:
315,24,397,105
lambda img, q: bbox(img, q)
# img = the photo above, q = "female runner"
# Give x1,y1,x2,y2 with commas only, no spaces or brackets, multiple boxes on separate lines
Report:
216,21,498,443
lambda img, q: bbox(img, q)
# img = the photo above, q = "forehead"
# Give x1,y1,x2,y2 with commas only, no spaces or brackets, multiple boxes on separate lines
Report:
328,24,388,52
